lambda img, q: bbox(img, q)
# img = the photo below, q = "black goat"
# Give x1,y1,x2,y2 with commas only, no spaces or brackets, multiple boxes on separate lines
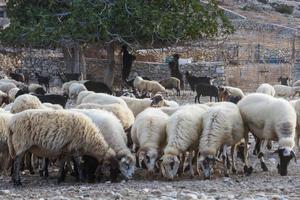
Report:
185,71,212,91
121,45,136,82
58,72,81,83
33,94,67,108
35,73,50,92
194,83,219,103
14,86,46,99
9,72,25,82
83,81,112,95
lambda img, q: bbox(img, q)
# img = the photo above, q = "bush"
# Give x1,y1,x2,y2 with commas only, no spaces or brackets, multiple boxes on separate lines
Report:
271,3,294,15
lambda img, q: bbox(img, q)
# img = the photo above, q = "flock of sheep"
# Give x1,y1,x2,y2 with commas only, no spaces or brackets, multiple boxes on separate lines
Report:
0,73,299,187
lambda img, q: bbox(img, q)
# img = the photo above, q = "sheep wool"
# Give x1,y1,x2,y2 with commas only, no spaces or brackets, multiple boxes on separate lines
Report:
76,103,134,130
69,83,87,100
131,107,169,171
133,76,166,97
11,94,43,114
256,83,275,96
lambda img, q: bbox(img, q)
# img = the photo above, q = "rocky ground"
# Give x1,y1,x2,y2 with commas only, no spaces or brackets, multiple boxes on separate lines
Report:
1,91,300,200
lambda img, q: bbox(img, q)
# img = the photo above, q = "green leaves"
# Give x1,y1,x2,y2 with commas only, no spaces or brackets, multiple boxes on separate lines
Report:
0,0,234,48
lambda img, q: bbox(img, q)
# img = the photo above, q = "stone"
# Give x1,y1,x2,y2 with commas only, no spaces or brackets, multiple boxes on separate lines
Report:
0,190,10,195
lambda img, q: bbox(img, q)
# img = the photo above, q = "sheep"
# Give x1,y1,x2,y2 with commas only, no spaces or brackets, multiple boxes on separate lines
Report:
8,88,20,102
256,83,275,96
76,91,95,105
35,72,50,92
62,80,79,97
278,76,290,86
159,77,181,96
159,106,181,116
75,103,135,131
238,93,297,176
125,76,151,88
131,108,169,172
185,71,212,91
273,85,299,98
0,112,13,172
10,94,43,114
71,109,135,180
42,103,63,110
293,80,300,87
133,76,166,97
219,86,245,99
8,109,118,186
197,102,245,179
195,83,219,103
0,82,17,94
69,83,87,100
0,90,9,106
121,95,170,117
28,83,46,94
161,104,209,179
78,92,127,108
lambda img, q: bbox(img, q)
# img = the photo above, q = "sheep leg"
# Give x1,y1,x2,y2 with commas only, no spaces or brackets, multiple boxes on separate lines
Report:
258,140,268,172
25,152,34,175
42,158,49,178
12,152,25,186
243,131,253,176
178,153,186,176
188,151,194,177
57,159,66,184
194,95,198,104
222,145,229,177
231,145,237,174
73,155,83,182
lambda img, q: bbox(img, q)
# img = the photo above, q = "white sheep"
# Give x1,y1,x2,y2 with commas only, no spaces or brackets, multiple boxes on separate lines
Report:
10,94,43,114
62,80,86,96
131,108,169,172
0,82,17,94
133,76,166,97
198,102,245,179
78,92,127,108
8,109,117,185
219,86,245,99
28,83,44,93
71,109,135,179
42,103,64,110
0,112,13,172
76,90,95,105
161,104,209,179
293,80,300,87
273,85,299,98
256,83,275,96
75,103,134,131
69,82,87,100
238,93,297,176
121,95,173,117
8,88,20,102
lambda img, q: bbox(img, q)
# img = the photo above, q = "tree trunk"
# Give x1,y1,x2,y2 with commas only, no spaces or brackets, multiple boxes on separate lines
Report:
62,45,86,79
104,42,115,88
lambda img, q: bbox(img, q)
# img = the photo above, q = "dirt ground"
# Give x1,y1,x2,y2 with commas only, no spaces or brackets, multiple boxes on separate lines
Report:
1,91,300,200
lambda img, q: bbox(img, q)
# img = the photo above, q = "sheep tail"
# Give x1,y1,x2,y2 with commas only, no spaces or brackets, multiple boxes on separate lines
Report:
7,128,15,158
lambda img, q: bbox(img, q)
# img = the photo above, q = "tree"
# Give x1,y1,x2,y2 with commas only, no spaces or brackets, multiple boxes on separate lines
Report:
0,0,234,88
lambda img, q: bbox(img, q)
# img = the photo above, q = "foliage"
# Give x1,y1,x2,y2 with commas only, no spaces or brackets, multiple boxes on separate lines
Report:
0,0,234,49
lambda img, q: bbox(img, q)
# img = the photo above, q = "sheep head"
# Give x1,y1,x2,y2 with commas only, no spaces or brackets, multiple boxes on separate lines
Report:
117,153,135,180
275,148,296,176
197,154,217,180
160,154,180,180
138,148,158,172
150,94,164,107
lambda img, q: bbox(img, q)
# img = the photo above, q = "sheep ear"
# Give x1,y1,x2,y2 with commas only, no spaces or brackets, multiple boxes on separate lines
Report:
291,151,297,163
